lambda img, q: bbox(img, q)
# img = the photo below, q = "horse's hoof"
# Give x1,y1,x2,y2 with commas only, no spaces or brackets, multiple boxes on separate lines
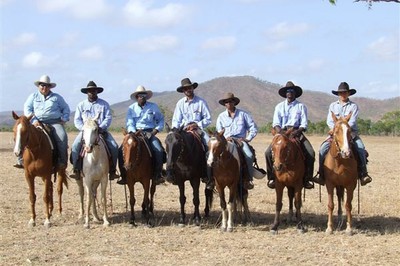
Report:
270,229,278,235
220,227,227,232
103,222,110,227
325,228,333,235
226,227,233,233
346,229,353,236
178,223,185,228
28,219,36,228
84,224,90,229
44,220,51,228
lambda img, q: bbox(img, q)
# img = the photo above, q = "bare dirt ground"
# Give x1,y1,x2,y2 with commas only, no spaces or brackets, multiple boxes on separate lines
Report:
1,132,399,265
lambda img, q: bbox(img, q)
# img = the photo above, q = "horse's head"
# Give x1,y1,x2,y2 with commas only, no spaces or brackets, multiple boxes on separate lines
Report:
82,117,100,153
164,128,186,179
12,111,34,157
206,129,227,166
331,111,353,159
271,131,292,172
121,131,141,170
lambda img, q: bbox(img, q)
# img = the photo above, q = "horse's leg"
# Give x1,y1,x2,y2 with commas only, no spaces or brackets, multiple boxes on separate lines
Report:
26,175,37,227
178,183,186,226
127,182,136,226
294,188,304,233
241,190,251,225
287,187,295,223
77,179,85,220
149,179,156,214
218,187,227,231
84,185,91,229
227,186,236,232
336,186,344,230
56,171,65,214
142,180,152,227
271,185,283,234
42,177,52,228
101,178,110,227
204,187,213,219
91,182,101,222
326,184,335,234
191,180,201,226
345,187,355,235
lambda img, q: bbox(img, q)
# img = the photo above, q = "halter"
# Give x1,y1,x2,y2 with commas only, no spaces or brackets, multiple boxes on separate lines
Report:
122,132,143,170
330,121,352,159
272,133,292,168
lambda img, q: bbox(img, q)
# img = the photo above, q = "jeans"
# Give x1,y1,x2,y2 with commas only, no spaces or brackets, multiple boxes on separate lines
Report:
51,123,68,167
241,142,254,181
71,131,119,171
149,135,164,177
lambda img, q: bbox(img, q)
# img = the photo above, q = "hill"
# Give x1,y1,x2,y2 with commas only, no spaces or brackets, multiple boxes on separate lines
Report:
2,76,399,128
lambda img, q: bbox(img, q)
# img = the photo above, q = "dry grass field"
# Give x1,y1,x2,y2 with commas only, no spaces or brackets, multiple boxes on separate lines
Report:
1,132,399,265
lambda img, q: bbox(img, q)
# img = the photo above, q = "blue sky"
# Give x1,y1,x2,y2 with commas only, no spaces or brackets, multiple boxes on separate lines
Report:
1,0,399,112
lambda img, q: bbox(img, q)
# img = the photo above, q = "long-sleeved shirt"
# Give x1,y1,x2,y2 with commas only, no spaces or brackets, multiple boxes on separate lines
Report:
272,99,308,130
24,91,70,124
216,108,258,142
126,101,164,133
74,98,112,131
327,100,359,133
172,95,211,129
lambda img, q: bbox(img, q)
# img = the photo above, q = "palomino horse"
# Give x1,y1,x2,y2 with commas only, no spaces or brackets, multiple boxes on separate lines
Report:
207,129,251,232
120,130,156,227
77,117,110,228
324,112,357,235
12,111,68,228
269,128,305,233
164,124,211,226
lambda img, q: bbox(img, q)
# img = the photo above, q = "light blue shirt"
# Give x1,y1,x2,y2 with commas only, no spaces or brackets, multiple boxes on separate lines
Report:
24,91,70,124
216,108,257,142
327,100,359,132
272,99,308,129
126,101,164,133
172,95,211,129
74,98,112,131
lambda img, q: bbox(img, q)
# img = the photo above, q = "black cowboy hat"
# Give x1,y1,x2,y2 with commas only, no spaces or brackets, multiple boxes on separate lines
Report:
278,81,303,98
332,82,357,96
177,78,198,93
81,81,104,94
218,92,240,106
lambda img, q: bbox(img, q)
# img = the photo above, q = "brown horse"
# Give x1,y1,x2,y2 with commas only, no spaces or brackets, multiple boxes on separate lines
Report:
121,130,156,227
269,128,305,234
324,112,357,235
12,111,68,228
207,129,251,232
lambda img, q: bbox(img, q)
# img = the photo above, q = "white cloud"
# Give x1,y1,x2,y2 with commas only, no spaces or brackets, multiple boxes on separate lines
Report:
366,35,399,62
22,52,57,68
78,46,104,60
122,0,190,28
128,35,179,52
266,22,311,40
36,0,111,19
201,36,236,51
12,33,37,46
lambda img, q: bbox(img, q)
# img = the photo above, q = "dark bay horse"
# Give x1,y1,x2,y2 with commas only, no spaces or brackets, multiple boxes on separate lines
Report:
324,112,358,235
269,128,305,233
12,111,68,227
164,124,211,226
121,130,156,227
207,129,251,232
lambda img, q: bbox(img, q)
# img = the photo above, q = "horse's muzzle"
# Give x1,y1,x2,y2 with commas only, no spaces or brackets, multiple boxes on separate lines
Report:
273,163,283,172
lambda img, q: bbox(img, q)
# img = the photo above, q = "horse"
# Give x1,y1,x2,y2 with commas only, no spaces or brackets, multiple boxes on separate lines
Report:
207,129,251,232
324,111,358,235
77,116,110,228
164,123,212,226
269,128,305,234
120,130,156,227
12,111,68,228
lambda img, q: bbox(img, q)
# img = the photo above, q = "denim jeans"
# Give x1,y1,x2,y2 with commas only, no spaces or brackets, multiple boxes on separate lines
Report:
51,123,68,167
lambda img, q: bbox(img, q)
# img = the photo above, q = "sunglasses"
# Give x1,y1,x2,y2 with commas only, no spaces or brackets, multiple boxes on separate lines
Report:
39,83,50,87
137,94,147,99
286,88,295,93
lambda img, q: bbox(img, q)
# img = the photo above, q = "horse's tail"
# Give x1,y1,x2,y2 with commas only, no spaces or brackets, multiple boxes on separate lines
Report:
55,167,69,189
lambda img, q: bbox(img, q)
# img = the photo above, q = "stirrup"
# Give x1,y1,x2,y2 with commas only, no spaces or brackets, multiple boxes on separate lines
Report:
312,172,325,186
360,174,372,186
267,180,275,189
304,180,314,189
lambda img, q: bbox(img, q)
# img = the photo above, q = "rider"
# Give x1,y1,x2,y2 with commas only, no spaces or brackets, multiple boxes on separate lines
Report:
117,85,165,185
171,78,212,187
20,75,70,177
69,81,119,181
313,82,372,186
265,81,315,190
215,92,258,190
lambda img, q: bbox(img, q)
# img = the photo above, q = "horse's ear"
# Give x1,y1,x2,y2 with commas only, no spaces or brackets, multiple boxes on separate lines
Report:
344,112,352,122
218,128,225,137
206,128,213,136
122,128,128,136
165,122,171,133
286,128,294,136
12,111,19,120
94,112,101,122
271,128,276,136
331,111,338,123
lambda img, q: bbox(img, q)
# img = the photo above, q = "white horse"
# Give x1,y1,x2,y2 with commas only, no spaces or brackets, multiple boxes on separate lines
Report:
77,116,110,228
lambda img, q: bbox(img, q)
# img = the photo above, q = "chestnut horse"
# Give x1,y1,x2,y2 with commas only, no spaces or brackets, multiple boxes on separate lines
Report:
164,124,211,226
269,128,305,233
324,112,357,235
78,117,110,228
207,129,250,232
12,111,68,228
120,130,156,227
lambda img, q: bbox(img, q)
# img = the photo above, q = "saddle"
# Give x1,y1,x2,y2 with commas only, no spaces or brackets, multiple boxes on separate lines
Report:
227,138,252,183
36,123,58,168
138,131,167,164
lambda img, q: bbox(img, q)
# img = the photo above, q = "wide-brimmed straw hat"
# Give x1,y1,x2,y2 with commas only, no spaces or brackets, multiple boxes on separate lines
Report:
176,78,198,93
34,75,56,88
332,82,357,96
278,81,303,98
218,92,240,106
130,85,153,100
81,81,104,94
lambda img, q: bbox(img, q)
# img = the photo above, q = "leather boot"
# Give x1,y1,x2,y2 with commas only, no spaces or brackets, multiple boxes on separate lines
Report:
267,179,275,189
205,166,214,190
109,169,119,181
360,171,372,186
69,169,81,180
303,167,314,189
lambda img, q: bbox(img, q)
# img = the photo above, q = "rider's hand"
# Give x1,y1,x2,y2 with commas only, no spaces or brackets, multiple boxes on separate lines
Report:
151,129,158,136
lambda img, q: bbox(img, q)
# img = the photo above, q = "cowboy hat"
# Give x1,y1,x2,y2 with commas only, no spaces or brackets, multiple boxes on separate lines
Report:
218,92,240,106
332,82,357,96
81,81,104,94
177,78,198,93
34,75,56,88
278,81,303,98
253,166,266,180
130,85,153,100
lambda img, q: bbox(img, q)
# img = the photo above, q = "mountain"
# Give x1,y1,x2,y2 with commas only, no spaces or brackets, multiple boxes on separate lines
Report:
2,76,399,128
